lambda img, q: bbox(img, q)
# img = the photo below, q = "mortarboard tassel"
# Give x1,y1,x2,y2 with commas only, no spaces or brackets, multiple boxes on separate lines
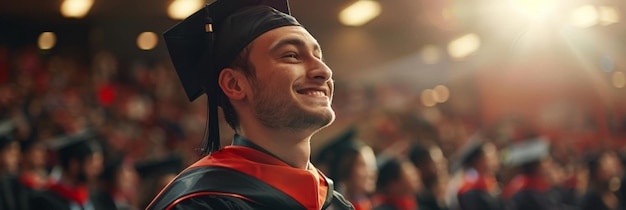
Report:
203,6,220,156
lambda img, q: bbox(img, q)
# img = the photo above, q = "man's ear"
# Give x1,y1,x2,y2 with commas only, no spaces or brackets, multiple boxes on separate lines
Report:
218,68,246,100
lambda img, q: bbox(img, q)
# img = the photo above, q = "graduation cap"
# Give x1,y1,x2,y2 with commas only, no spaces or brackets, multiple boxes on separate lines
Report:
135,155,183,180
48,130,103,167
163,0,301,155
314,126,364,181
0,119,17,149
501,137,550,168
449,134,492,172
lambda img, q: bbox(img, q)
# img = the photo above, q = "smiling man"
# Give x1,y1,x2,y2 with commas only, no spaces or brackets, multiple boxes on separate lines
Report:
146,0,353,209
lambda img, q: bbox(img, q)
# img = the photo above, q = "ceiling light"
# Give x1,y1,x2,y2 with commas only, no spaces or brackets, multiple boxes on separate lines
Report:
339,0,382,27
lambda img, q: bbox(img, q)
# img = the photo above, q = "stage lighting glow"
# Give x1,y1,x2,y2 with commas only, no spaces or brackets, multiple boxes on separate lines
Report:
168,0,204,20
570,4,599,28
339,0,381,27
598,6,620,26
60,0,94,18
447,33,480,59
510,0,557,19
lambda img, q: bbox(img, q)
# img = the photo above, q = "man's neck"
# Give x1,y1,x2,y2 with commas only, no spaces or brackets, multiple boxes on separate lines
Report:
237,127,314,169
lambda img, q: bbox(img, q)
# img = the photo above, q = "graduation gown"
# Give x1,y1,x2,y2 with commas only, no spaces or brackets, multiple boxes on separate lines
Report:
456,170,503,210
0,172,30,210
29,181,109,210
147,135,354,210
503,175,562,210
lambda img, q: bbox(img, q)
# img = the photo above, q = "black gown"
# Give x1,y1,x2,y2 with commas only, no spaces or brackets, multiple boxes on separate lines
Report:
147,135,354,210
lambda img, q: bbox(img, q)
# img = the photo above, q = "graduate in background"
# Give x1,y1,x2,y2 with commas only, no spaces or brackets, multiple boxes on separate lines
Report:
453,140,503,210
30,131,107,210
0,120,30,210
501,138,569,210
579,150,624,210
316,127,378,210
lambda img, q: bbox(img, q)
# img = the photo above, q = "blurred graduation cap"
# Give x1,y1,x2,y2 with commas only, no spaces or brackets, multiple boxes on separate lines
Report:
501,137,550,167
0,119,17,149
135,155,183,180
163,0,301,155
449,134,489,172
314,126,365,180
47,130,103,166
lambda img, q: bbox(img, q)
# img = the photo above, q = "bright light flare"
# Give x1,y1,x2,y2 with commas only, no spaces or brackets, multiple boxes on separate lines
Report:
510,0,557,19
168,0,204,20
447,33,480,60
60,0,94,18
570,4,599,28
598,6,620,26
339,0,382,27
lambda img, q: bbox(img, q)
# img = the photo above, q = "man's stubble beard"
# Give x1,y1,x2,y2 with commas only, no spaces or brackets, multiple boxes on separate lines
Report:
252,82,335,131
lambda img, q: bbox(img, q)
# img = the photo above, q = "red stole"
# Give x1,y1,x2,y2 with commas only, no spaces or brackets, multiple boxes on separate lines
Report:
371,194,418,210
47,181,90,206
457,171,499,195
502,175,551,199
167,146,329,210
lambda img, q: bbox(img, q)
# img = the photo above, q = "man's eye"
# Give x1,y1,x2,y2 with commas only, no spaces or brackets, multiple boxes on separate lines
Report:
283,53,298,59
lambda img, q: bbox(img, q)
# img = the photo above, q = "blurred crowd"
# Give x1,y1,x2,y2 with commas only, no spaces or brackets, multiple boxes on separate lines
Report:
1,43,626,210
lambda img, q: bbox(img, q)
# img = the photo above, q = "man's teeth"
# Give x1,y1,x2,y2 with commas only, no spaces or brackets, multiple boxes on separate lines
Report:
304,90,325,96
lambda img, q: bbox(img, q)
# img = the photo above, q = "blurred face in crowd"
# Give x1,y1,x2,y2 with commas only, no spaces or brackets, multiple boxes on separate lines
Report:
21,143,47,170
398,161,423,195
81,152,104,182
348,146,378,195
1,142,20,174
597,152,621,182
226,26,335,131
482,143,500,174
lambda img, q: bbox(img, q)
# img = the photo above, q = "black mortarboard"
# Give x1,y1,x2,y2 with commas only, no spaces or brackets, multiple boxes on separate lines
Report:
501,137,550,167
48,130,102,167
449,135,489,172
314,126,364,181
163,0,301,155
135,155,183,180
0,119,17,149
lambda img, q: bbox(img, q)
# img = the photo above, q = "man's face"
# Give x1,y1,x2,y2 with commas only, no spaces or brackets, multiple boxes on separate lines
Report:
245,26,335,130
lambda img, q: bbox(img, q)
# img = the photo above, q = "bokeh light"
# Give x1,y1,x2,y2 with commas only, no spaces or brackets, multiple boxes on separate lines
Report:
447,33,480,59
433,85,450,103
421,89,437,107
613,71,625,88
136,32,158,50
339,0,381,27
167,0,204,20
38,32,56,50
60,0,94,18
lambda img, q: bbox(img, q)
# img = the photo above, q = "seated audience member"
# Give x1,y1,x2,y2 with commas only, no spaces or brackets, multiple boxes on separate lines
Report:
579,150,624,210
316,127,378,210
0,121,30,210
500,138,566,210
409,144,449,210
453,140,504,210
372,157,422,210
30,131,107,210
